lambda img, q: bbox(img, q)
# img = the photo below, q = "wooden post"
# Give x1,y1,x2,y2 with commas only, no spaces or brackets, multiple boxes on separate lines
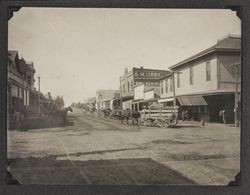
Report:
234,65,239,127
172,72,176,107
120,81,123,110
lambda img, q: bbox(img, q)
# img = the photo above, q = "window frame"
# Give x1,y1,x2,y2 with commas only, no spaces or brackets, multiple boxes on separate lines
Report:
177,73,180,88
206,61,211,81
190,66,194,85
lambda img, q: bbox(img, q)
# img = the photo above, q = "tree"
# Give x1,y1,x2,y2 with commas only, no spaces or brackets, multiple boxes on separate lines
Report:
55,95,65,110
71,102,76,107
76,102,82,109
47,92,53,101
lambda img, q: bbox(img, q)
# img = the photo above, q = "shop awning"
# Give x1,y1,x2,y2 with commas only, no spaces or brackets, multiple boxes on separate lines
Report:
177,95,207,106
158,97,174,103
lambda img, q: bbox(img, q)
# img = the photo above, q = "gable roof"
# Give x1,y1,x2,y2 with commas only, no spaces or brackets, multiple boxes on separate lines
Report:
169,35,241,70
8,51,19,62
8,51,35,73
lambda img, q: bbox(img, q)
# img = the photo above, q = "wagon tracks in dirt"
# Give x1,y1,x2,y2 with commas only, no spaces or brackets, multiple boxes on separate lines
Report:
55,146,148,158
81,115,140,132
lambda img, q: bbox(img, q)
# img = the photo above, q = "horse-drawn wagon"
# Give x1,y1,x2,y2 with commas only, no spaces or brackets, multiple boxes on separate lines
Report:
138,106,179,128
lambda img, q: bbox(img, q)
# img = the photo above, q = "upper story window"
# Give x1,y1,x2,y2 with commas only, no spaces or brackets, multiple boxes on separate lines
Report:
127,82,130,92
206,61,211,81
165,79,168,93
190,66,194,85
161,81,164,94
27,75,31,85
123,84,125,93
177,73,181,88
170,78,173,92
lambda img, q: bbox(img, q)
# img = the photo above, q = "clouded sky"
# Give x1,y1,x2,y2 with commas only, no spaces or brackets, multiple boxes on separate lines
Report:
8,8,241,106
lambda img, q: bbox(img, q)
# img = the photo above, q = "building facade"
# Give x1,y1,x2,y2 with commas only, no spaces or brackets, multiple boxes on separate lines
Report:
132,83,160,110
95,90,120,110
8,51,36,114
159,35,241,123
120,67,169,109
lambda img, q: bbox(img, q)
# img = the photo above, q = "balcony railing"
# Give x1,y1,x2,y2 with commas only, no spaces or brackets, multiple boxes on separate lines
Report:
8,72,28,87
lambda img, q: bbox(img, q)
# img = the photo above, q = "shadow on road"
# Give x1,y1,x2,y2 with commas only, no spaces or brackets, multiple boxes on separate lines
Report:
8,157,195,185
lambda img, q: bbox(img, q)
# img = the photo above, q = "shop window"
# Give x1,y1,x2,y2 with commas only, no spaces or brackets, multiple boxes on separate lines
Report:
192,106,198,113
204,105,208,113
201,106,204,113
197,106,201,113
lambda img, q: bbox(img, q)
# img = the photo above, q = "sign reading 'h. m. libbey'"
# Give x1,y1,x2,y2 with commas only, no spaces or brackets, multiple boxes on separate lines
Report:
133,67,169,79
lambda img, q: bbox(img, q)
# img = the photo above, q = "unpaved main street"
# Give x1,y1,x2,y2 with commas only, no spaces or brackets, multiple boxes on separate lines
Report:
8,112,240,185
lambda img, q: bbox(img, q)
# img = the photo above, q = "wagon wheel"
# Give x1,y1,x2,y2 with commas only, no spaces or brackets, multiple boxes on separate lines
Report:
168,113,178,127
155,119,164,128
138,118,147,127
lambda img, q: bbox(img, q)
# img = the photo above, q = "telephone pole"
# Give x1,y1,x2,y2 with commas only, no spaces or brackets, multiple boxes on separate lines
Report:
172,73,176,107
171,71,181,107
234,63,240,127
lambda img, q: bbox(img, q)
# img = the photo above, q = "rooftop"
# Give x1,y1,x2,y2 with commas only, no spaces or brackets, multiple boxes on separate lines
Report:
169,34,241,69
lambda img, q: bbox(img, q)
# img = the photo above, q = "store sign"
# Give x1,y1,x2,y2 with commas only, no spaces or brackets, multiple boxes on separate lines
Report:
134,71,164,78
145,82,160,86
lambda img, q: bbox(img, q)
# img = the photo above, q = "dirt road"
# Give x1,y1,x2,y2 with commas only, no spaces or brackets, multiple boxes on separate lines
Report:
8,112,240,185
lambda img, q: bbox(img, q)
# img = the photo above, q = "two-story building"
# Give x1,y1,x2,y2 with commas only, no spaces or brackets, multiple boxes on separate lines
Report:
95,89,120,110
85,97,96,111
132,83,160,110
120,67,169,109
159,35,241,123
8,51,36,114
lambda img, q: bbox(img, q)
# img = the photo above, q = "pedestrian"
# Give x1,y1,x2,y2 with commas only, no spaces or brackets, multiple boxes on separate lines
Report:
219,109,226,124
181,109,186,121
187,108,191,121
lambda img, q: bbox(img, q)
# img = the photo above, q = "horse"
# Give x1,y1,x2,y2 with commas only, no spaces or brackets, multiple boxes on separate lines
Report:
62,107,73,124
130,110,141,125
102,108,111,117
120,109,141,125
120,109,131,125
64,106,73,113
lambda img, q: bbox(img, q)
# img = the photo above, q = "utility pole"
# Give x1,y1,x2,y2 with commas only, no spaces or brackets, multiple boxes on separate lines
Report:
234,64,239,127
38,76,41,113
120,81,123,110
171,71,181,108
172,73,176,107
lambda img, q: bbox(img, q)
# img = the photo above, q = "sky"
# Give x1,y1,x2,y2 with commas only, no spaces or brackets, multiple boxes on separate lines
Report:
8,8,241,106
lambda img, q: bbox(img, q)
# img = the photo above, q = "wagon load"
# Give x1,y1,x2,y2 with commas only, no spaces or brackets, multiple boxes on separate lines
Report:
138,106,179,128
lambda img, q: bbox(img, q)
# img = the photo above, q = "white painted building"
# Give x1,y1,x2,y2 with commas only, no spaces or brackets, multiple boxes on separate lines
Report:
159,35,241,123
133,83,160,110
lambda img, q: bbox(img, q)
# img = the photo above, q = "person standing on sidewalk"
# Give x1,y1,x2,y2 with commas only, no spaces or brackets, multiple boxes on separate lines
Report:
219,109,226,124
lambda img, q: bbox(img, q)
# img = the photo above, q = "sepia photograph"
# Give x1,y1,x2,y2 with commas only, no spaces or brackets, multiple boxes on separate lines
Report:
6,8,241,185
